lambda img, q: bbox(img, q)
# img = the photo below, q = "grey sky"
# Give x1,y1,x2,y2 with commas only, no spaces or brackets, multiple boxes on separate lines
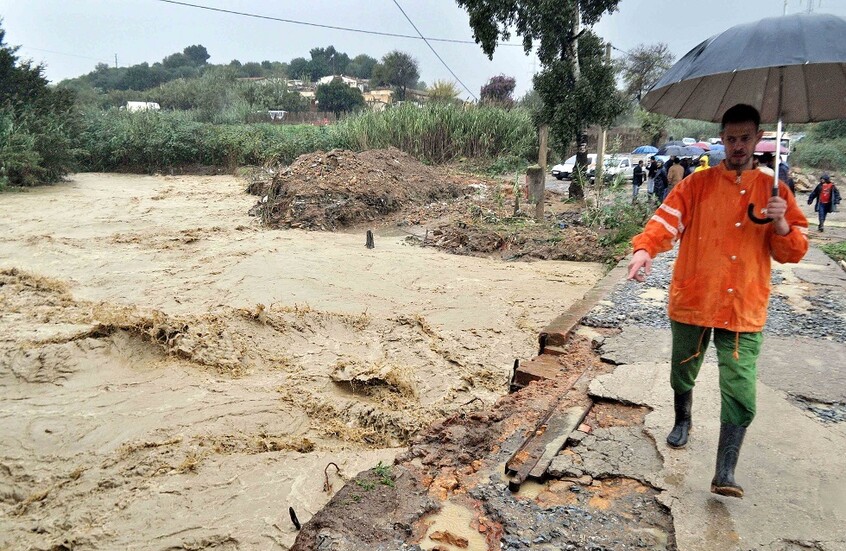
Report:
2,0,846,100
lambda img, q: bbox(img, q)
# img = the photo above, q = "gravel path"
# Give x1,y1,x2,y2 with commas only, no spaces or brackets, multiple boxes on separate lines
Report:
583,247,846,344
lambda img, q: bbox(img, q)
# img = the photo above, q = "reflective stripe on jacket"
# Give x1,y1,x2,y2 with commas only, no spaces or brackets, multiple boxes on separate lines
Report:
632,162,809,332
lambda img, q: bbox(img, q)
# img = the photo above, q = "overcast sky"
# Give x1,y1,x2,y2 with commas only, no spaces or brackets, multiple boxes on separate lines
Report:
2,0,846,100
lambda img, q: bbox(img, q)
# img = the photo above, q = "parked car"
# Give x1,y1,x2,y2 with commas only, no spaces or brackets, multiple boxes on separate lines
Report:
682,137,696,145
551,154,597,180
600,155,637,181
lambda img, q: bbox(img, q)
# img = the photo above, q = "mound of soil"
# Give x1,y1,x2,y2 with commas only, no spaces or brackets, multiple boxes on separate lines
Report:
248,147,610,263
250,148,473,230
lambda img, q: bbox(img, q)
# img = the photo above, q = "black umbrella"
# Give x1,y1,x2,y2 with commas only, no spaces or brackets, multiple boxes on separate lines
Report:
641,13,846,223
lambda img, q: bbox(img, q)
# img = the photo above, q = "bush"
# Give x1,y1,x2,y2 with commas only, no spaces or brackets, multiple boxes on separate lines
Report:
76,109,204,171
790,139,846,171
810,120,846,141
581,192,652,256
1,23,79,186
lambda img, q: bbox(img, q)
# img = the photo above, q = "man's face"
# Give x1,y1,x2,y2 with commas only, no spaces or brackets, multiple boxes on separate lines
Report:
720,121,763,171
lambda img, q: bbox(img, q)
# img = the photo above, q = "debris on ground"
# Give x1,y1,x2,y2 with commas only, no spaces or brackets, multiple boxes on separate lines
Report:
248,148,609,262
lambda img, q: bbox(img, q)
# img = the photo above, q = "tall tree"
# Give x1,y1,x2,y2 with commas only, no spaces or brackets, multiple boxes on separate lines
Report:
372,51,419,101
616,42,674,101
288,57,310,80
480,74,516,106
315,77,364,116
346,54,378,79
309,46,350,79
457,0,624,198
182,44,210,66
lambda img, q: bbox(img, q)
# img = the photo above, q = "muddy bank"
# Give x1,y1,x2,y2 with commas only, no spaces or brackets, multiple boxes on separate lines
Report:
0,173,604,550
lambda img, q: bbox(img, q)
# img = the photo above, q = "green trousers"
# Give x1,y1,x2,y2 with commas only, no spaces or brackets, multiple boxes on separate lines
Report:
670,320,763,427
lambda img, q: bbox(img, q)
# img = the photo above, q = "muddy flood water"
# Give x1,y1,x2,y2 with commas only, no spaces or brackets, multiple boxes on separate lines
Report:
0,173,604,550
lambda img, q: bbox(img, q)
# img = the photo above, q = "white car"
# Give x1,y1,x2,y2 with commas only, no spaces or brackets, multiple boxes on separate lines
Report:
551,154,597,180
682,137,696,145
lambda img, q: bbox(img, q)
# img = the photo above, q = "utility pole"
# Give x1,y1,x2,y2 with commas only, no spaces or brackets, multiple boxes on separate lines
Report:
114,54,118,69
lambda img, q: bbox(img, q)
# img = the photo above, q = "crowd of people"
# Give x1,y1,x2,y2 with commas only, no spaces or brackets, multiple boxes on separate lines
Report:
630,149,841,230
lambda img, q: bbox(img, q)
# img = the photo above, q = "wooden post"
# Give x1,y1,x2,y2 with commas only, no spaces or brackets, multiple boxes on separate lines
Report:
538,125,549,171
526,165,545,222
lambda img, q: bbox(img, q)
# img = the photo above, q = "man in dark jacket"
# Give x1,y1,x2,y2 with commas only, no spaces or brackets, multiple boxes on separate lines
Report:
652,161,669,203
808,173,841,232
632,160,645,204
646,157,658,201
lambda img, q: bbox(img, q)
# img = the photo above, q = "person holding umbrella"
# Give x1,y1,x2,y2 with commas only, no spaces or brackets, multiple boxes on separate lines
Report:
808,173,841,232
626,104,809,498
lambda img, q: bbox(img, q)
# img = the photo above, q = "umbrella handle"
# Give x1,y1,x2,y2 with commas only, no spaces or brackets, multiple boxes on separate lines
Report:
746,186,779,225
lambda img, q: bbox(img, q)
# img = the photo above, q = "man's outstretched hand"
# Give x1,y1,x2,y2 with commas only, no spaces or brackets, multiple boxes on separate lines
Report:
627,249,652,282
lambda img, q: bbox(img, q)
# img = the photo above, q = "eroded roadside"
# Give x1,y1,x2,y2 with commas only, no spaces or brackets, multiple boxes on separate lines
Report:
293,209,846,551
0,173,605,551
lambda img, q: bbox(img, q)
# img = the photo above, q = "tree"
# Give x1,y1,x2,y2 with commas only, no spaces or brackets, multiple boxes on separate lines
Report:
162,52,189,69
346,54,378,79
616,42,674,101
372,51,419,101
288,57,310,80
308,46,350,80
182,44,210,66
1,20,77,186
635,107,670,146
427,80,461,103
480,74,516,106
315,77,365,116
457,0,625,198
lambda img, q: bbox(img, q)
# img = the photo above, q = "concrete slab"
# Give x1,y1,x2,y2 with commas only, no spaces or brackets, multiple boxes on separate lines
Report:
790,247,846,287
592,329,846,551
758,336,846,404
548,425,664,488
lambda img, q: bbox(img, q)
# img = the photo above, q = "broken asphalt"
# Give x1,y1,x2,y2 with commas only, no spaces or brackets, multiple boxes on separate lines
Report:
292,199,846,551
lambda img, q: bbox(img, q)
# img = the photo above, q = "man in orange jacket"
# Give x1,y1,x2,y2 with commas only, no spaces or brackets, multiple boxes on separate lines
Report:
626,104,808,498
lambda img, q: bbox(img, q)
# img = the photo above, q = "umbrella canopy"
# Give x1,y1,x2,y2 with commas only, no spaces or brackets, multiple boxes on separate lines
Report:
632,145,659,154
662,145,706,158
641,13,846,123
662,145,686,157
692,141,711,150
706,150,726,165
682,146,706,157
754,141,788,154
709,143,725,151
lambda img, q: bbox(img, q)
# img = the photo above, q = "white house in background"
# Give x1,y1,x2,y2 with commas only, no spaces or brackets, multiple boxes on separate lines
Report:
316,75,366,92
123,101,160,112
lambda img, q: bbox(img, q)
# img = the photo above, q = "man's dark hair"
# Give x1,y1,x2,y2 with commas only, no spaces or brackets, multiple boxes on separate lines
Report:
721,104,761,130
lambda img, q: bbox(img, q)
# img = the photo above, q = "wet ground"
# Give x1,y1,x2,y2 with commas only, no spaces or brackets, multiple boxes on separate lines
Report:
291,188,846,551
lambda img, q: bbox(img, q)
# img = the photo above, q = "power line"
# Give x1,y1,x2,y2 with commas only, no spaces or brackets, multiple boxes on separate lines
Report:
17,46,112,65
390,0,478,101
154,0,520,48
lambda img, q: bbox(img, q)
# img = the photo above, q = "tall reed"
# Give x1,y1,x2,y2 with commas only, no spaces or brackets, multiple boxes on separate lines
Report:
74,104,538,172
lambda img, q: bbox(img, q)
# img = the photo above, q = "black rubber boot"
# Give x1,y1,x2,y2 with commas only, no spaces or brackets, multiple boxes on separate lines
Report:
666,389,692,448
710,423,747,498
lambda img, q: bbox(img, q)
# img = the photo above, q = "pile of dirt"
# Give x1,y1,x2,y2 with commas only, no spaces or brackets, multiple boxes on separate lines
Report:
249,148,475,230
246,147,611,262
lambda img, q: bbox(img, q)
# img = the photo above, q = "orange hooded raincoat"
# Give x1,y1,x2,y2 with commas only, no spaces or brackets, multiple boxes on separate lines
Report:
632,162,808,332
